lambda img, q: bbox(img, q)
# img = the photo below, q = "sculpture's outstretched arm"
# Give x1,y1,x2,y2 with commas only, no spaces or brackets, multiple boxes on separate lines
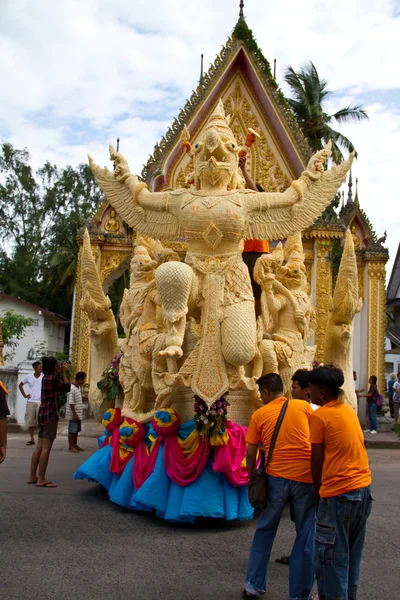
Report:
88,146,183,240
243,142,354,241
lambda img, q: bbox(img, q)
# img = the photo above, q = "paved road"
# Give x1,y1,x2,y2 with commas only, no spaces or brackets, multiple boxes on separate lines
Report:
1,434,399,600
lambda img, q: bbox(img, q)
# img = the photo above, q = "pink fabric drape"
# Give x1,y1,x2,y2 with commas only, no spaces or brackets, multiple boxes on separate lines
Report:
163,436,210,487
212,420,249,486
133,438,161,489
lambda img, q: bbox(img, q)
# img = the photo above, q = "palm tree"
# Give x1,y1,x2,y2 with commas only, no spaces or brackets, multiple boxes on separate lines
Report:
284,62,368,163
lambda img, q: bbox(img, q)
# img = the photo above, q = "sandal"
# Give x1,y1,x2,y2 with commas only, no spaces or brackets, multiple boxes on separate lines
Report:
242,591,260,599
35,481,57,488
275,555,290,565
26,441,35,446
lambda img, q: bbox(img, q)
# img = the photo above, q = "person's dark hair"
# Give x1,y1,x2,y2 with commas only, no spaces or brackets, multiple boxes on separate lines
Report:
42,356,58,376
257,373,283,395
292,369,310,389
32,361,42,369
370,375,377,385
308,365,344,397
75,371,86,381
353,370,357,378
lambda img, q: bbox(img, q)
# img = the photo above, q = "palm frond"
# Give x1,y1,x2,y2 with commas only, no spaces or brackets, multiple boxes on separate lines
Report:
331,106,369,123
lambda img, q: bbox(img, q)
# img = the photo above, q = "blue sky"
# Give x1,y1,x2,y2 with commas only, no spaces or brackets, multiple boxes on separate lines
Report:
0,0,399,274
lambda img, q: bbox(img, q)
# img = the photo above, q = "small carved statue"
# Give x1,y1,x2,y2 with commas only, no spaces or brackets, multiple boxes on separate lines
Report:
324,229,363,410
351,224,361,249
253,232,316,395
104,208,120,233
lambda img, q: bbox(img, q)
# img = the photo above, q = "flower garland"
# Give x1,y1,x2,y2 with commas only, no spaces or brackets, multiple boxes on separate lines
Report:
194,394,230,445
97,353,123,402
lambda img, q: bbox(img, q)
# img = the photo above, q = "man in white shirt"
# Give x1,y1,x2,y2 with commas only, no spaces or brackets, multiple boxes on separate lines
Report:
19,361,43,446
65,371,86,453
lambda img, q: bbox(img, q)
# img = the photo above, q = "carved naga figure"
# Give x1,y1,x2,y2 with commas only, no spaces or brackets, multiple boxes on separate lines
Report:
253,232,316,395
324,229,363,410
80,229,120,419
89,100,353,408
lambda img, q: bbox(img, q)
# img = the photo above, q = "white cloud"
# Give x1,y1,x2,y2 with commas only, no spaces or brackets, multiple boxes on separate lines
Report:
0,0,398,274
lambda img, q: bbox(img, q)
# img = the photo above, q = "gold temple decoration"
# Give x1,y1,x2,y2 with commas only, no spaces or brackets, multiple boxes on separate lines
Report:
0,320,4,367
104,208,120,233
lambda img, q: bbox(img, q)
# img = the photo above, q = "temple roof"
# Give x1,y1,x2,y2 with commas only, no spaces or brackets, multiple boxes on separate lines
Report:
140,16,311,188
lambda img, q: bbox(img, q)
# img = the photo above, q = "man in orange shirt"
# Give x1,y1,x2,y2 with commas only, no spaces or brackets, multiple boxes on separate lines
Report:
309,366,372,600
243,373,317,600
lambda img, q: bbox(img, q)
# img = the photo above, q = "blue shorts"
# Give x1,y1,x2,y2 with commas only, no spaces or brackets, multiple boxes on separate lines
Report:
68,420,82,434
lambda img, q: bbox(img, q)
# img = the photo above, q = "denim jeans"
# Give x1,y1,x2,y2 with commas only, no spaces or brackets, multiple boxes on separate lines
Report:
367,403,378,431
315,485,372,600
245,475,317,599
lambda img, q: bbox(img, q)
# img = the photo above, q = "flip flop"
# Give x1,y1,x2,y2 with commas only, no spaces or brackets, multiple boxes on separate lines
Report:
26,480,38,485
35,482,57,488
26,441,35,446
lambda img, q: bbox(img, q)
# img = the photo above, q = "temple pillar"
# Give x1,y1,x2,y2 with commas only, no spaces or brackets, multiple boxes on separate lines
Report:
366,260,387,391
314,237,334,362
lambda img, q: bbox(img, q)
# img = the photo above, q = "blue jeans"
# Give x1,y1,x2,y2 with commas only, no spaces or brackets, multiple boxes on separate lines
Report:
245,475,317,599
367,403,377,431
315,486,372,600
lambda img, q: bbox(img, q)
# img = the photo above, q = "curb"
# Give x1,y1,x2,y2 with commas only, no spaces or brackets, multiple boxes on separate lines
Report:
7,423,103,439
364,440,400,450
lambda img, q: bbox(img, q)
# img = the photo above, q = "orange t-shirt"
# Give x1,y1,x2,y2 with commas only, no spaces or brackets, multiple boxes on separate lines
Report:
246,397,313,483
310,400,371,498
243,239,270,253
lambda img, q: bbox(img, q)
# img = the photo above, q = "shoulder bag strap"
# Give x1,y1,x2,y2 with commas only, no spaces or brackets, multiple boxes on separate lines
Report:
266,400,289,467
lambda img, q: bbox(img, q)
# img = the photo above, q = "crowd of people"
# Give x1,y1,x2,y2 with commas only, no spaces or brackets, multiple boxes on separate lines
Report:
0,358,86,487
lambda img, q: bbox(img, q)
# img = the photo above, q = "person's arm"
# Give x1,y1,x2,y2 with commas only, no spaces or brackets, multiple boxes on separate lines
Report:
18,380,31,400
52,363,71,392
0,388,9,464
246,443,259,480
238,156,258,191
311,443,325,495
0,416,7,464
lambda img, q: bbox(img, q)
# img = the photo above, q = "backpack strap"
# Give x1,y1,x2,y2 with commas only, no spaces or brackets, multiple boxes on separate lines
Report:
266,400,289,467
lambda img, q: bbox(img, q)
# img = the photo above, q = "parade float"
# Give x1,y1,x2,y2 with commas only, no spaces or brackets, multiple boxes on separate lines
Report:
73,9,388,521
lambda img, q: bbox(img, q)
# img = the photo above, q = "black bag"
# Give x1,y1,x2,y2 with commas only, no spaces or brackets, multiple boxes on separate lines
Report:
248,400,289,511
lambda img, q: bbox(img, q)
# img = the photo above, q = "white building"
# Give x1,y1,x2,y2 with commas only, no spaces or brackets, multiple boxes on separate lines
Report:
0,292,69,366
386,244,400,380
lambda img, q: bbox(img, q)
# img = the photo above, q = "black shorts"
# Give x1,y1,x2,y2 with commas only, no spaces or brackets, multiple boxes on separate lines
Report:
38,417,58,440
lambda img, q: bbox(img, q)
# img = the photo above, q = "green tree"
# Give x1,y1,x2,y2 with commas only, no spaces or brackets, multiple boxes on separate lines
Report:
1,309,34,361
0,143,102,317
284,62,368,163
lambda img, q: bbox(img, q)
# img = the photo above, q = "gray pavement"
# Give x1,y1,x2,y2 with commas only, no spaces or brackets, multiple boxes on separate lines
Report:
1,433,399,600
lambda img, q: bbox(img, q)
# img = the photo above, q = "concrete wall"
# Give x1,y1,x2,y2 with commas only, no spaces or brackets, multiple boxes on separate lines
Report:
0,366,18,422
0,296,67,367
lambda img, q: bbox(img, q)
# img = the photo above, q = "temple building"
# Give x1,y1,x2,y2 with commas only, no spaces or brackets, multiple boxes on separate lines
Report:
70,12,388,397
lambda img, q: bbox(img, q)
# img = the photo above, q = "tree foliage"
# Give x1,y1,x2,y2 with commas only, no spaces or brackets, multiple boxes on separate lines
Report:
284,62,368,163
1,309,34,361
0,143,102,317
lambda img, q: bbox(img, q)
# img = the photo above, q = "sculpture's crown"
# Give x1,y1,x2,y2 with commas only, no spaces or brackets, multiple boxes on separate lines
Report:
204,98,233,137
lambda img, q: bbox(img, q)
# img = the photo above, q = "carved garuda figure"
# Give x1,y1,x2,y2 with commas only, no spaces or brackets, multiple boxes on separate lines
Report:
89,100,353,407
80,229,120,420
253,232,316,395
324,229,363,410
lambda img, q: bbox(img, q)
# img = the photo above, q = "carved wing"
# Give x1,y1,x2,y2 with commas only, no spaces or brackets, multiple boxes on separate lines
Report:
245,153,353,241
88,152,183,240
